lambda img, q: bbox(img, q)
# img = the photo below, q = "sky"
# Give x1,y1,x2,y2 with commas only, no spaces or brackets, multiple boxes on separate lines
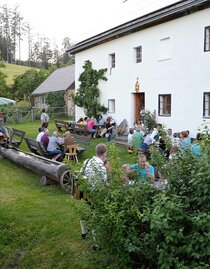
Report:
2,0,179,59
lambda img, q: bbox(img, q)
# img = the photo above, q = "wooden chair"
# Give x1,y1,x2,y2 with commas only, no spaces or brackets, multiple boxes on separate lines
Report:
65,144,78,163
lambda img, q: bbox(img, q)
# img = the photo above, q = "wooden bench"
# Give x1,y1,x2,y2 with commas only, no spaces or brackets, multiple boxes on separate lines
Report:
71,133,91,155
55,119,74,132
6,127,25,148
71,123,91,135
24,137,52,158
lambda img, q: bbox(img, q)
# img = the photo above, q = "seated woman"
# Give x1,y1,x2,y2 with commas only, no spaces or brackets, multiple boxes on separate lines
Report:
47,131,63,156
87,116,96,136
63,131,75,152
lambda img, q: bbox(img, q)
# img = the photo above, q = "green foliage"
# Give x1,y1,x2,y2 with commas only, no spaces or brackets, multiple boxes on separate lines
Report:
73,60,108,119
0,70,9,97
141,110,157,132
78,132,210,268
11,68,50,102
45,92,65,108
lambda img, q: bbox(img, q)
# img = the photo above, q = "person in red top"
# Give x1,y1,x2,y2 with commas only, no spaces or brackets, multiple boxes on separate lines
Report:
87,116,96,136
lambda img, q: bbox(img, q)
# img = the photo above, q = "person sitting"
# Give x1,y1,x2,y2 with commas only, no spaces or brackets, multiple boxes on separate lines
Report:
87,116,96,136
47,131,63,156
167,128,173,141
98,115,106,125
132,128,143,152
39,129,49,150
36,127,46,142
190,133,202,158
121,164,134,185
63,131,75,152
105,116,115,142
134,119,145,135
128,154,155,182
180,131,191,150
0,118,9,143
171,132,180,146
77,117,84,124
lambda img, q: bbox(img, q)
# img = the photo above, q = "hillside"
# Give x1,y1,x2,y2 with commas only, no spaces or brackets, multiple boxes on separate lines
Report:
1,63,33,85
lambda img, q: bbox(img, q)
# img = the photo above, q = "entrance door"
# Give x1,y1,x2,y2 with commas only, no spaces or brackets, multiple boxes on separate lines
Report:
133,92,145,122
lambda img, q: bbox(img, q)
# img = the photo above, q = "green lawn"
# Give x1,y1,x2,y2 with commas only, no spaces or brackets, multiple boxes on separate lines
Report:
1,63,34,85
0,120,133,268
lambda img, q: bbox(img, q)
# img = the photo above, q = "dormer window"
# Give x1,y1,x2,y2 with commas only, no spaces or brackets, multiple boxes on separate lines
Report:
204,26,210,51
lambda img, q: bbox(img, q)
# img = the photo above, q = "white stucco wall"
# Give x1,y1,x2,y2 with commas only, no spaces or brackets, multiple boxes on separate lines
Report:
74,8,210,137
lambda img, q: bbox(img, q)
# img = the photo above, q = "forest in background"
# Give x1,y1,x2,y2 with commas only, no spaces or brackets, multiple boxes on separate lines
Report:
0,3,74,69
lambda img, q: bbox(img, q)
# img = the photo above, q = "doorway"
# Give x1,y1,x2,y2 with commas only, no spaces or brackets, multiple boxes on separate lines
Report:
133,92,145,122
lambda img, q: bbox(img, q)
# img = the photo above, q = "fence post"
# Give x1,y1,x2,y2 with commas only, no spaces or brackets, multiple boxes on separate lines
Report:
31,107,35,121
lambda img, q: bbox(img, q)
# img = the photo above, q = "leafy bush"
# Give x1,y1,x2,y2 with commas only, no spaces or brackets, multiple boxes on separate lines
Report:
77,132,210,268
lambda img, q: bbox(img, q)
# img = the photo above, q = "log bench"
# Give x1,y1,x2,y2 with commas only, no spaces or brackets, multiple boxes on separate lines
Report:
71,123,90,135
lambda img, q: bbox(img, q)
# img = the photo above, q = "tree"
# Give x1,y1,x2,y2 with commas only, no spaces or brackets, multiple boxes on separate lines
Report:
73,60,108,119
45,92,65,108
11,68,49,102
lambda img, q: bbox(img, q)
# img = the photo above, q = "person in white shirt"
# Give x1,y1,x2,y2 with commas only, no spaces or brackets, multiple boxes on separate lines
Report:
84,143,107,189
40,109,49,127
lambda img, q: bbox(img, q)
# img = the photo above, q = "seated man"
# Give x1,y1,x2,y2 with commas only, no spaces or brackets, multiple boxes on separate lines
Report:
128,154,155,182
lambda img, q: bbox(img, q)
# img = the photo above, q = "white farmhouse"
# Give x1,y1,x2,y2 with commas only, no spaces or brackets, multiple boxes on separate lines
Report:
67,0,210,137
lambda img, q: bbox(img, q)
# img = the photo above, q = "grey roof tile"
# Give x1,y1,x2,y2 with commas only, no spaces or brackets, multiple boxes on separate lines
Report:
32,64,75,96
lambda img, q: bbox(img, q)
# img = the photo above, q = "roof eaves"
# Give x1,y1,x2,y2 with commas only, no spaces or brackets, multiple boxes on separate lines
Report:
67,0,210,54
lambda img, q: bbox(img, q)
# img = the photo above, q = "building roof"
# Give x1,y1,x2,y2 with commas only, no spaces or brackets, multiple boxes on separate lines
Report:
67,0,210,54
31,64,75,96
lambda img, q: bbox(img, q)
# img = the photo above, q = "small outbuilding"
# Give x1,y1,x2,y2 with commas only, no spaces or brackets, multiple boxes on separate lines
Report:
31,65,75,116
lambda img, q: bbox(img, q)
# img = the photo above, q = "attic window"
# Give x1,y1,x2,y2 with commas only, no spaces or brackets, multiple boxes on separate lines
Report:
109,53,115,68
204,26,210,51
134,46,142,63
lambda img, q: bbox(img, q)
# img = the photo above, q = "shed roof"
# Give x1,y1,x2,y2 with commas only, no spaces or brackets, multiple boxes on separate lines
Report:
32,64,75,96
67,0,210,54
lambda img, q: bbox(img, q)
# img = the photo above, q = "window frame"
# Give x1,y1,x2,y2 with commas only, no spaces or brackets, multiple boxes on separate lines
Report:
108,99,115,113
204,26,210,52
109,53,115,68
203,92,210,118
134,46,142,63
158,94,171,117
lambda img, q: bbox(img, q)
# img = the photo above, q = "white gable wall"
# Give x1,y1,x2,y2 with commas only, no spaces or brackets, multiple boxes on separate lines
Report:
74,8,210,137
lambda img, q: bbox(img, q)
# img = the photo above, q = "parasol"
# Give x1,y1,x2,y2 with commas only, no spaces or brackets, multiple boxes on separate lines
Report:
0,97,16,106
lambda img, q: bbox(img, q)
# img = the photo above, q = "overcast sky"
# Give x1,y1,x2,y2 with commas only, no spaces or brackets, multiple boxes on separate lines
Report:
2,0,179,58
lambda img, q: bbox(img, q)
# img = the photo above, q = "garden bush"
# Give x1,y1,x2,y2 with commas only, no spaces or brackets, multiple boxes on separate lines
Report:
77,131,210,268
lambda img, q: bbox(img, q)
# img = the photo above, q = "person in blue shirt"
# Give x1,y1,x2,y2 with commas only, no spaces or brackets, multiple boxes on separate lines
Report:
129,154,155,182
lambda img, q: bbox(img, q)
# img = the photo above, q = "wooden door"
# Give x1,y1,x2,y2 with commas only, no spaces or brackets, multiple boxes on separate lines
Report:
133,92,145,122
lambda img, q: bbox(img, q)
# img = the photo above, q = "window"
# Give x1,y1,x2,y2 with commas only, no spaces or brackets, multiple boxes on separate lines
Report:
134,46,142,63
158,94,171,116
203,92,210,117
204,26,210,51
108,99,115,113
109,53,115,68
158,37,171,61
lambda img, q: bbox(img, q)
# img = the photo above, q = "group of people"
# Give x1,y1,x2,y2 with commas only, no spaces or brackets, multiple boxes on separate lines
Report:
127,122,202,159
77,115,116,142
83,143,155,190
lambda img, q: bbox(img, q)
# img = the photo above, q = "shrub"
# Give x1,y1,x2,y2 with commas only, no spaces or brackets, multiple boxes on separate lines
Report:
77,132,210,268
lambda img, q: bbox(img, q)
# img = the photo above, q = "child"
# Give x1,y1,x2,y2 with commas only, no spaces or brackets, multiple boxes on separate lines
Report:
121,164,134,185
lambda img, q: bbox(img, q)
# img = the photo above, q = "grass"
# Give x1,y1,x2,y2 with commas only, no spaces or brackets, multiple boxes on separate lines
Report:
0,120,134,268
1,63,34,85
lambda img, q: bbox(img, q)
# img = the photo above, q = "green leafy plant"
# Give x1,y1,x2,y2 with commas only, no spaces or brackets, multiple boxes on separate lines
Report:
77,131,210,268
72,60,108,119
